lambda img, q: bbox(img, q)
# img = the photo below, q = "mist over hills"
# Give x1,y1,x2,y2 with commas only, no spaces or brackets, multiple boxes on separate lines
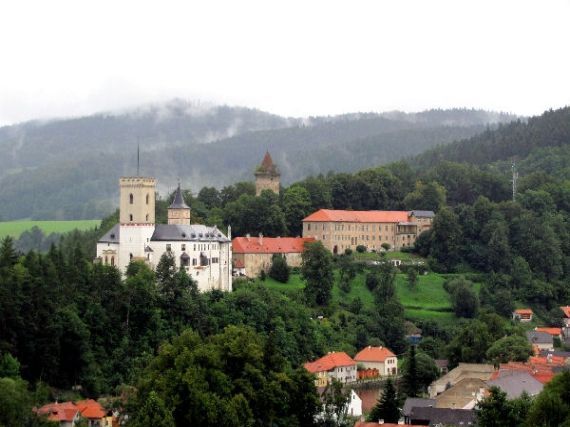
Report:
0,100,518,220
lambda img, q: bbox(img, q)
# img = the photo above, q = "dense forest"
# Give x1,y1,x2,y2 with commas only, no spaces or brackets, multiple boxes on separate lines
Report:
0,104,515,220
2,105,570,426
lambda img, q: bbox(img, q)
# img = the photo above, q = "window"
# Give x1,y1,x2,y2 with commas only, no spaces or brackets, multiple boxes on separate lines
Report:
307,224,311,231
111,256,115,266
166,244,172,252
146,194,149,204
146,214,149,221
129,214,133,222
212,257,219,263
192,258,197,266
129,193,134,204
181,256,190,267
129,253,133,260
181,244,186,251
104,256,108,265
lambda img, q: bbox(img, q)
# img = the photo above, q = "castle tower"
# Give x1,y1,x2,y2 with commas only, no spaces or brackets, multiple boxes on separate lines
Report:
255,151,280,196
168,184,191,225
118,177,156,272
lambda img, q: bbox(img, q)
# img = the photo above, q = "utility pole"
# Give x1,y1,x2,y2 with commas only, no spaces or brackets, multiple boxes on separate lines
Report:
511,160,518,201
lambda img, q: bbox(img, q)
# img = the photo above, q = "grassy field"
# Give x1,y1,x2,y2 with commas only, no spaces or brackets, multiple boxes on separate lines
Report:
257,268,483,325
0,220,101,239
353,251,424,262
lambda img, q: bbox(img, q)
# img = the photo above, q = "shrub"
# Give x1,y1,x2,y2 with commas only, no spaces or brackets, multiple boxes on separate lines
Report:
356,245,366,253
269,254,290,283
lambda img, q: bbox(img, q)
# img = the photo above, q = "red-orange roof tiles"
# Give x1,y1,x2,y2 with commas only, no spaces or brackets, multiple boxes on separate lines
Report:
232,237,315,254
535,327,562,336
304,352,355,373
76,399,106,419
354,346,396,363
514,309,533,315
561,306,570,318
36,402,79,423
303,209,411,223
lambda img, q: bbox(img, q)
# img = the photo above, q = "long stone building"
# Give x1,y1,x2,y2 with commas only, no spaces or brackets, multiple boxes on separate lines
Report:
96,177,232,292
302,209,435,253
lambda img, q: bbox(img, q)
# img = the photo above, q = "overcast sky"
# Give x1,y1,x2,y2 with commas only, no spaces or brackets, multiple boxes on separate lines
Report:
0,0,569,126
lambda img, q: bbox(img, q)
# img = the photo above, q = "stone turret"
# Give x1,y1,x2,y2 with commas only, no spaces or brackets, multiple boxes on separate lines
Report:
255,151,280,196
167,184,191,225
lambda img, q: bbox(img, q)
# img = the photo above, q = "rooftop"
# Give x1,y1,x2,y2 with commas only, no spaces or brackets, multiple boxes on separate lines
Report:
535,327,563,336
169,184,190,209
526,330,553,345
303,209,413,223
409,407,476,426
354,346,396,363
151,224,229,242
304,351,355,373
402,397,436,417
561,306,570,318
487,371,543,399
232,236,315,254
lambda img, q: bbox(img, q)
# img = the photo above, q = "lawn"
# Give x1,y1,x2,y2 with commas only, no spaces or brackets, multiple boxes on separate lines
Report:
0,220,101,239
257,269,481,324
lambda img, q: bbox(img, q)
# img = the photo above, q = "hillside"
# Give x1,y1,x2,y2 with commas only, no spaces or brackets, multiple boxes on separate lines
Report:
0,103,516,220
411,107,570,169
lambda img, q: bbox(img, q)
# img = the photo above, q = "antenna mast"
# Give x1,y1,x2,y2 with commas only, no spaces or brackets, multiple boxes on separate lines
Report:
511,160,518,201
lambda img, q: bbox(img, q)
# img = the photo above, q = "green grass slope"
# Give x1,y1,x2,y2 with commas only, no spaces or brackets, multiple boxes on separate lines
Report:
0,220,101,239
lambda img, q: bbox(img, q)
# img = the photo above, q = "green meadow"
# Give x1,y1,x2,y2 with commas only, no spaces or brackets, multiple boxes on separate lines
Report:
0,220,101,239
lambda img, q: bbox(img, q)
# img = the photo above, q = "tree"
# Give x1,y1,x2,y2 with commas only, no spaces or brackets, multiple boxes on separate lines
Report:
446,320,492,366
302,242,334,306
129,391,175,427
407,268,418,290
269,254,290,283
320,379,351,426
486,335,533,364
282,185,312,236
400,351,439,395
367,378,399,423
337,253,357,294
476,386,531,427
429,207,462,272
526,371,570,426
403,180,447,212
401,345,419,397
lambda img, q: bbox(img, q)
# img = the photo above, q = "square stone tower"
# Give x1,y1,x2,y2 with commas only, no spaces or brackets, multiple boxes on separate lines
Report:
255,151,280,196
118,177,156,272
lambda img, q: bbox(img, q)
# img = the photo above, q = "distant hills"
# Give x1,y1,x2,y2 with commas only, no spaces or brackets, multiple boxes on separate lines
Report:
0,100,518,220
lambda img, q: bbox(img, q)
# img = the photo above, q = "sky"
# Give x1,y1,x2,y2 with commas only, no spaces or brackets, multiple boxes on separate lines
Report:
0,0,569,126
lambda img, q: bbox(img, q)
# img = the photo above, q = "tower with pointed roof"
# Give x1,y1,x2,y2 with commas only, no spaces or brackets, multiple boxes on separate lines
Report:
255,151,280,196
168,184,191,225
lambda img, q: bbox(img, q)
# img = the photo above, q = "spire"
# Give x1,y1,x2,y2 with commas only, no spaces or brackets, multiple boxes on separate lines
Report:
256,150,279,176
169,183,189,209
261,151,274,170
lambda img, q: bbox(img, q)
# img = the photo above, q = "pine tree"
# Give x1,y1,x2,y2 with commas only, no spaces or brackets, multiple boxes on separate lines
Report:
269,254,290,283
367,378,400,423
402,345,419,397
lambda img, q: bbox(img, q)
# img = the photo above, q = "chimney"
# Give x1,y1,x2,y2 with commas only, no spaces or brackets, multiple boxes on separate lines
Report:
259,233,263,245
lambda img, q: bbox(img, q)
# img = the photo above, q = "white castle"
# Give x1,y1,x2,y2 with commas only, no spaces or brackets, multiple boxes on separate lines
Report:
96,177,232,292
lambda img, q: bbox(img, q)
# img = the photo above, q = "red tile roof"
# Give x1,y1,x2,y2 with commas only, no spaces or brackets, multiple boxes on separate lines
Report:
514,309,533,315
303,209,411,223
36,402,79,423
304,352,356,373
232,237,315,254
561,306,570,318
354,346,396,363
76,399,106,419
355,423,424,427
535,327,562,336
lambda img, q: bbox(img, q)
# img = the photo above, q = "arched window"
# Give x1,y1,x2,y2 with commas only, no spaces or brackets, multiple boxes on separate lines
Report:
110,256,115,266
104,256,108,265
129,193,134,204
146,194,149,205
130,253,133,260
129,214,133,222
146,214,149,221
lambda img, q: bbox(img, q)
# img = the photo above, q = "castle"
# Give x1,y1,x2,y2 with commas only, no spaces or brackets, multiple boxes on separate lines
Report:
96,177,232,292
255,151,280,195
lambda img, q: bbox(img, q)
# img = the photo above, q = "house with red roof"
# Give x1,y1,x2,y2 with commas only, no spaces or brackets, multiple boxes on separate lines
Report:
232,235,314,277
512,308,533,322
354,346,398,376
36,402,80,427
561,306,570,338
535,327,563,340
301,209,434,253
36,399,112,427
304,351,357,387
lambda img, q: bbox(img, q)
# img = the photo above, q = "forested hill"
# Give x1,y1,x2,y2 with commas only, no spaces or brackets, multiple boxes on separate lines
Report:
0,103,515,220
411,107,570,169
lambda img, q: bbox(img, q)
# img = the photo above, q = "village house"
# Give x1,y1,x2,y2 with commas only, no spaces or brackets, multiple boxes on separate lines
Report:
96,180,232,292
512,308,534,322
36,399,112,427
560,306,570,338
527,330,554,351
534,327,563,341
231,235,314,277
428,363,495,398
304,351,357,386
301,209,434,253
353,346,398,376
487,371,544,399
